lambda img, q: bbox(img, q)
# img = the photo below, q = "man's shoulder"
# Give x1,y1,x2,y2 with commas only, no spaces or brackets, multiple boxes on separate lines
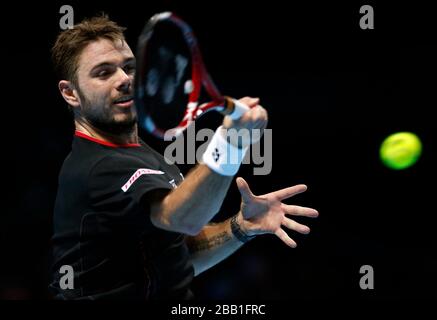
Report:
62,144,112,173
60,136,178,184
68,136,142,169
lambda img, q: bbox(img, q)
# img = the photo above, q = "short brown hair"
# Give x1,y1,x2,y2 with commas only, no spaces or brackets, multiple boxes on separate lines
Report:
51,15,126,85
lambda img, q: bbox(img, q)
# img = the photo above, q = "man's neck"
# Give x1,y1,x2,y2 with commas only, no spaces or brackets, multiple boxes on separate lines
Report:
75,119,139,145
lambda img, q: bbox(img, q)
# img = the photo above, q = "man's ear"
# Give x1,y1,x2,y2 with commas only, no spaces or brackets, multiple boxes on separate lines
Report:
59,80,81,108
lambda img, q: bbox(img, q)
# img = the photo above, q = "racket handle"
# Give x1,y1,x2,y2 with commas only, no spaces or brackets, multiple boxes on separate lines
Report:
223,96,250,120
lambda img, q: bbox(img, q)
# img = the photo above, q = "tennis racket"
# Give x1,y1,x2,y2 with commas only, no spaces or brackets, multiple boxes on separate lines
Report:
134,12,250,139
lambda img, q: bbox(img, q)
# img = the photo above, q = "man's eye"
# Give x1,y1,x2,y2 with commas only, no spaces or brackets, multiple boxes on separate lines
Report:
94,67,114,78
98,70,110,77
125,65,136,74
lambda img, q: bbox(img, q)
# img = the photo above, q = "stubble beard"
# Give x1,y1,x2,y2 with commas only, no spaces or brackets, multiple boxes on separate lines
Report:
76,88,137,136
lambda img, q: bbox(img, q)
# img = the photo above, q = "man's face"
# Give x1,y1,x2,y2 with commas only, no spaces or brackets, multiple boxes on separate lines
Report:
75,38,137,134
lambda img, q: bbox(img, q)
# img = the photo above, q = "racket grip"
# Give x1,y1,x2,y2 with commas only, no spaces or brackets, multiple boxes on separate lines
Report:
224,97,250,120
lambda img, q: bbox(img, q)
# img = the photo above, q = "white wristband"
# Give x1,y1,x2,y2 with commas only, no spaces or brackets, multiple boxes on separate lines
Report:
202,126,249,176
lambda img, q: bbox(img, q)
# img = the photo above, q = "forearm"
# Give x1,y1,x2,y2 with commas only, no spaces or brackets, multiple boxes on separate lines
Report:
150,98,267,235
186,217,245,276
151,164,233,235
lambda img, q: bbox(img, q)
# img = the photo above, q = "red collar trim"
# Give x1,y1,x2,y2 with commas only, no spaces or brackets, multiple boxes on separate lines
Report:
75,131,141,148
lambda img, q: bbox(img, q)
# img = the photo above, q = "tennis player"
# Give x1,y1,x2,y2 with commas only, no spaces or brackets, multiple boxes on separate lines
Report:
49,15,318,300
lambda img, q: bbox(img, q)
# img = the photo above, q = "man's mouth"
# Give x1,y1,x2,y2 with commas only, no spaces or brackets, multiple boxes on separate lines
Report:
114,95,134,107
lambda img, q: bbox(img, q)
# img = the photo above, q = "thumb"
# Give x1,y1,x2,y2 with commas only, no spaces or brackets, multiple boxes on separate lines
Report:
236,177,254,202
239,97,260,108
247,97,260,108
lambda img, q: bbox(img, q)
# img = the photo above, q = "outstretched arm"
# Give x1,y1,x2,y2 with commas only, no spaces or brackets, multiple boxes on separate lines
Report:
150,97,267,236
151,165,233,235
186,177,319,276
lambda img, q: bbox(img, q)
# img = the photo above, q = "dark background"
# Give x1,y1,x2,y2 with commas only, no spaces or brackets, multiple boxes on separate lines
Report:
3,0,436,300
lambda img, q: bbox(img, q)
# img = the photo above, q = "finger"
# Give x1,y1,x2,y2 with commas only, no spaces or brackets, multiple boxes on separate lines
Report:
250,107,262,123
238,108,255,124
254,105,268,121
236,177,255,202
253,118,268,131
246,117,266,133
282,204,319,217
259,107,268,124
248,98,260,108
274,228,297,248
282,217,310,234
251,107,268,129
268,184,307,201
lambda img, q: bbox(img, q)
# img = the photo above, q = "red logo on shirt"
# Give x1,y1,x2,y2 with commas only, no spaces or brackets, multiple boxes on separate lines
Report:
121,168,165,192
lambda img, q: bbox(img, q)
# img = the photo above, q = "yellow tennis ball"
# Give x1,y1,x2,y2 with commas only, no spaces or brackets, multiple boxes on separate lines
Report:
379,132,422,170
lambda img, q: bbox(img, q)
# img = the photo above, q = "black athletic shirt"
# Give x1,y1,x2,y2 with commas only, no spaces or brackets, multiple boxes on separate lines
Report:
49,131,194,300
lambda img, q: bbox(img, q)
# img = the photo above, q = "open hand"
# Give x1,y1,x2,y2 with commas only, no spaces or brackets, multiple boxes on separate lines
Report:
236,177,319,248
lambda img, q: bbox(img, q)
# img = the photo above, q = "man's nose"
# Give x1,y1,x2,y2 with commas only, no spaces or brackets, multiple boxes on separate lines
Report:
116,68,132,92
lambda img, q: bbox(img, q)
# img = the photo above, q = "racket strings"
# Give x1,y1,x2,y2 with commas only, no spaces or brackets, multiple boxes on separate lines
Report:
135,13,228,139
